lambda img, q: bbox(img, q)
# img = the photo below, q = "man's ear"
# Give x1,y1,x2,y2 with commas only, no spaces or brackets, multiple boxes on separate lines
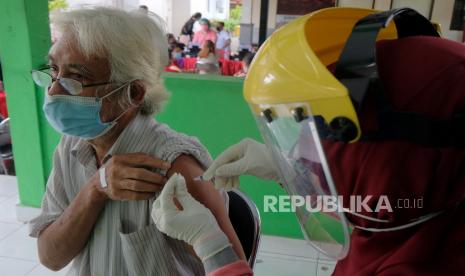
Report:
130,80,146,105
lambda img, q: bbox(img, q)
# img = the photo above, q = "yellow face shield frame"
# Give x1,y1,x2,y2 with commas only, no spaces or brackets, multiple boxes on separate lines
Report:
245,7,443,144
244,7,398,143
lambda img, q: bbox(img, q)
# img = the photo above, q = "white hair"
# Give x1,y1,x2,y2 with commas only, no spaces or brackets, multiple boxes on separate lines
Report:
51,6,170,115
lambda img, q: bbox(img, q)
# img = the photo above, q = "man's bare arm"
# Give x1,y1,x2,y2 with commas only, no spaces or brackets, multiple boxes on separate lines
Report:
37,175,106,271
167,154,247,261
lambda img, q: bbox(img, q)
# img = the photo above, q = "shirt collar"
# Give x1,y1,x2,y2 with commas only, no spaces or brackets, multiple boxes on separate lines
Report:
104,113,155,159
71,113,155,167
70,139,94,167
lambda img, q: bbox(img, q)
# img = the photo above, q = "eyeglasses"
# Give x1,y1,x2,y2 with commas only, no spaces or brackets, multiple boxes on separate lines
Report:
31,66,111,95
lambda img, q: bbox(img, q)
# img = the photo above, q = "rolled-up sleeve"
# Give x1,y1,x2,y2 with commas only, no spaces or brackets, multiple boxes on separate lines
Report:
158,131,229,210
28,139,70,238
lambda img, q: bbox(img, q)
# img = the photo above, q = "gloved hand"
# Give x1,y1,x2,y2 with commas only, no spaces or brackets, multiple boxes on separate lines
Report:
203,138,281,190
151,173,231,262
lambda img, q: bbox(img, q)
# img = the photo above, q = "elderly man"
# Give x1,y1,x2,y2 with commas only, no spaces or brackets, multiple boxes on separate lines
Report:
29,7,244,276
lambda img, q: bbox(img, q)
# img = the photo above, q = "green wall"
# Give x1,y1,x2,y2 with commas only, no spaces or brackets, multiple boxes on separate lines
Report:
0,0,58,208
0,0,303,239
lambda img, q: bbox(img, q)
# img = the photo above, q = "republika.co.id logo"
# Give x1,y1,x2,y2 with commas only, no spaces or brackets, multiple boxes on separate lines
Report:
263,195,423,213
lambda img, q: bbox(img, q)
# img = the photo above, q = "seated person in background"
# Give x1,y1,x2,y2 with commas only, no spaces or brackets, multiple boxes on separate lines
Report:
234,52,255,77
29,7,245,275
165,50,182,73
192,18,217,48
165,45,185,73
172,44,185,68
197,40,219,75
250,44,259,53
167,33,178,51
187,45,201,57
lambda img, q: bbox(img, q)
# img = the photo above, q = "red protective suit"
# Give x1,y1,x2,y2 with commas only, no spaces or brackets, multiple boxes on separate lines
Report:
330,36,465,275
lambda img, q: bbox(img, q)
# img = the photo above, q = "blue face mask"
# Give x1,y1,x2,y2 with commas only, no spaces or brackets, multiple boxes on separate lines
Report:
43,82,133,140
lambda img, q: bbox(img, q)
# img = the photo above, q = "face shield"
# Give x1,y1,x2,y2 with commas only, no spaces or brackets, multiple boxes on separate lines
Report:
254,102,351,260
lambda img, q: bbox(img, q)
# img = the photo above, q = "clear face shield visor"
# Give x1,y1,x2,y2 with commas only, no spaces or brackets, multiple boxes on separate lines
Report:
254,102,351,260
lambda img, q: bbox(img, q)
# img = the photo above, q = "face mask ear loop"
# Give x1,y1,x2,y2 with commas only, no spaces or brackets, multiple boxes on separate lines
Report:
126,82,135,107
126,80,146,109
98,80,133,101
112,105,132,122
109,80,139,123
94,84,108,100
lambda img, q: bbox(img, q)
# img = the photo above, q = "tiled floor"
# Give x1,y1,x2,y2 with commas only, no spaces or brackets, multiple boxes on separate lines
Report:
0,175,335,276
0,176,69,276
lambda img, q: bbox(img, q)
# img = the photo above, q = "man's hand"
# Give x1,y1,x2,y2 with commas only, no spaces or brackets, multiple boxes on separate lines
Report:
98,153,171,201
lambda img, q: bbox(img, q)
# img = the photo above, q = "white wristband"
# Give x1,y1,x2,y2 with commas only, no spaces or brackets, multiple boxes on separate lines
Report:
99,167,108,188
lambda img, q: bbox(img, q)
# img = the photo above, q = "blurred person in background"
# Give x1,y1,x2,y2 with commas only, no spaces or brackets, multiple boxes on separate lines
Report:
192,18,217,48
234,53,255,77
180,12,202,45
166,43,185,73
197,40,219,75
215,22,231,60
167,33,178,50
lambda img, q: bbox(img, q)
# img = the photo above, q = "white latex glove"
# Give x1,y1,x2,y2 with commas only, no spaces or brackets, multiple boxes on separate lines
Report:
203,138,281,190
151,173,230,261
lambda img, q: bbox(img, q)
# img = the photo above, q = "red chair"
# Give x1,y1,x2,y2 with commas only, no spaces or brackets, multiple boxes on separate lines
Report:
0,92,8,118
183,57,198,72
220,59,243,76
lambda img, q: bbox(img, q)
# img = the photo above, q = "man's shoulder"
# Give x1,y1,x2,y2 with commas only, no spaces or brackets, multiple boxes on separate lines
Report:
146,121,199,147
141,120,212,164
